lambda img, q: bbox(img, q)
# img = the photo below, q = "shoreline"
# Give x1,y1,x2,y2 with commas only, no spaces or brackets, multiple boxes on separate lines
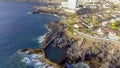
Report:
28,5,75,17
18,6,120,68
18,22,68,68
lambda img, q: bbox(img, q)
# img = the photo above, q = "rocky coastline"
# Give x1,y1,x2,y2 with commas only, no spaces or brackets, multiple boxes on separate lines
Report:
18,20,120,68
28,6,75,17
18,6,120,68
18,21,68,68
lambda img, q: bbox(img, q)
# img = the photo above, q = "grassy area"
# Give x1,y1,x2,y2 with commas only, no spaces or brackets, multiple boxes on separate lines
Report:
69,20,75,25
108,20,120,30
65,26,75,38
66,26,74,34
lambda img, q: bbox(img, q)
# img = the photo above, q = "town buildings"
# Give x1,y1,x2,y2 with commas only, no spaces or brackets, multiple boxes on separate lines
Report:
61,0,120,9
61,0,102,9
78,0,101,8
98,27,119,40
108,0,120,4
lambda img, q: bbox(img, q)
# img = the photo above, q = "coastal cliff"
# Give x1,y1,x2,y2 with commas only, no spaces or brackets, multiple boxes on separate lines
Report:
18,4,120,68
19,21,120,68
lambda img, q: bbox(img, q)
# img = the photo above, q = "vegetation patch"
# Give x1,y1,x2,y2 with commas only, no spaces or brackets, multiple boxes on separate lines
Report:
108,20,120,30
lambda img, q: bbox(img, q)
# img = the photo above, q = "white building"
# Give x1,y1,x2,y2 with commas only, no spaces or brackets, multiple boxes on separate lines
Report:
61,0,79,13
61,0,78,9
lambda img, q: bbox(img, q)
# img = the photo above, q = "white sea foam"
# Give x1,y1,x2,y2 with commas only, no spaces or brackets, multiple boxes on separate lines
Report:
21,54,53,68
21,57,31,64
36,34,47,44
45,24,51,32
72,62,89,68
36,25,51,44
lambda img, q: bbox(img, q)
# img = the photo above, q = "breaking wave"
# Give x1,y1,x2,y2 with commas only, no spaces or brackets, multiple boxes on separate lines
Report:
21,54,53,68
34,33,47,44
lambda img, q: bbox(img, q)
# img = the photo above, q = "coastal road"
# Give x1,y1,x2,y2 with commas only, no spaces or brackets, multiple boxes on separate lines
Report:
74,29,120,45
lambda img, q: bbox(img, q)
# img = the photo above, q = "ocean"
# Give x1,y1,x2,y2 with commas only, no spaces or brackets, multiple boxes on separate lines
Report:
0,1,59,68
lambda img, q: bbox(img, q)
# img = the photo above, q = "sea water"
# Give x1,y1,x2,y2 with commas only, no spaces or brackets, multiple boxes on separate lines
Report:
0,1,59,68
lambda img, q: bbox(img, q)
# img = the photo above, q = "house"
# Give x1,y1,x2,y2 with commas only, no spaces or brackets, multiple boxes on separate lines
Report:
91,22,101,27
74,23,84,29
98,27,116,35
102,21,109,26
109,19,115,22
98,15,106,20
98,27,119,40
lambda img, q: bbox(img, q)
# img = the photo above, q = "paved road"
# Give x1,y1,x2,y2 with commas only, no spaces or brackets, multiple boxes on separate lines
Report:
74,29,120,45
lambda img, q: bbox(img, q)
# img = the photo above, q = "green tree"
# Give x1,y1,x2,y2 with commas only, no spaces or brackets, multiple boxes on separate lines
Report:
108,20,120,30
70,20,75,25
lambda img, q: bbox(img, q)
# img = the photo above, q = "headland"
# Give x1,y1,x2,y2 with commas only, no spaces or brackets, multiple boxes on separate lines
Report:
19,4,120,68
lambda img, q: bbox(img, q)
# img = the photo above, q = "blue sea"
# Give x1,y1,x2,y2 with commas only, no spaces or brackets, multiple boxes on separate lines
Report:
0,1,59,68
